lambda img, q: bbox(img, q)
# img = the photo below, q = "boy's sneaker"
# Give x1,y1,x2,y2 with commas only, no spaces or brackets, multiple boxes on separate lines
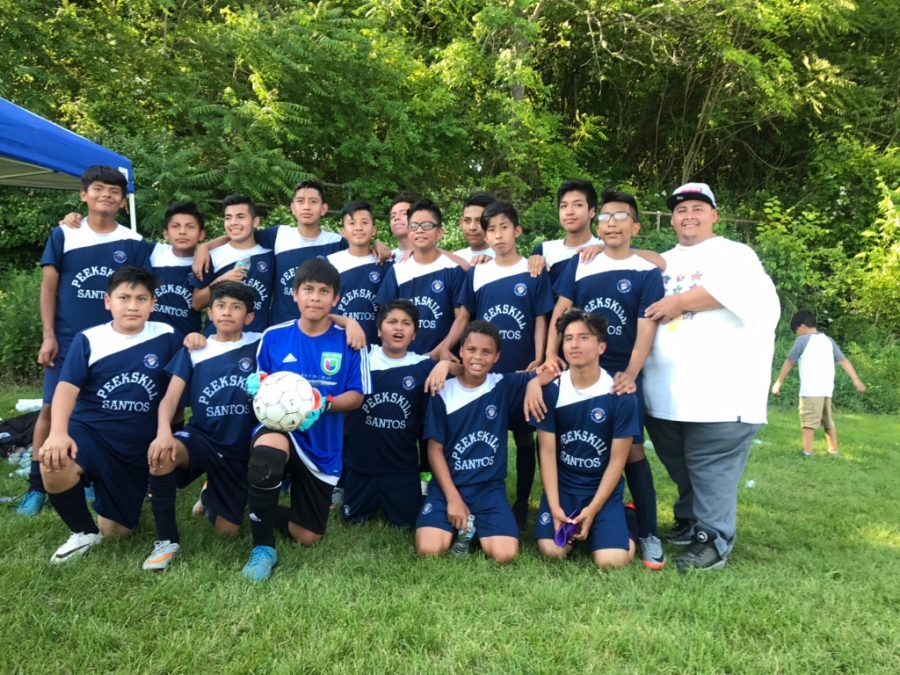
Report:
50,531,102,564
242,545,278,582
674,529,726,572
663,519,694,546
16,490,46,517
801,450,813,458
638,534,666,570
331,487,345,510
142,540,181,571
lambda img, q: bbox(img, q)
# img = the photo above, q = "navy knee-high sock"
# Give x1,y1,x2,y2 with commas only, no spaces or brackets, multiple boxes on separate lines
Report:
149,473,180,543
247,485,280,548
625,457,657,538
48,484,98,534
515,442,536,506
28,461,46,493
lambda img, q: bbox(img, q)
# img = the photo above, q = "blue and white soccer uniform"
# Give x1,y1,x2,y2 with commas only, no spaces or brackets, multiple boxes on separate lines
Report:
191,243,274,336
533,370,639,551
375,256,465,354
342,346,435,526
148,242,201,340
60,321,180,529
327,250,391,346
166,333,261,525
255,321,371,485
40,220,150,402
416,372,534,537
255,226,347,324
532,236,601,287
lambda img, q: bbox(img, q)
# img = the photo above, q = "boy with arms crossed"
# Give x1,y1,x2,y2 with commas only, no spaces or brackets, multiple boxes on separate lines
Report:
143,282,261,570
38,266,180,562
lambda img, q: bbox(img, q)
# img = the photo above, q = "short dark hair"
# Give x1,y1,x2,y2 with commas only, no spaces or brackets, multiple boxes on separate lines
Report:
292,258,341,294
463,191,495,210
293,179,326,202
107,265,156,295
408,199,442,228
790,310,817,331
390,193,417,209
556,308,607,343
81,165,127,192
222,194,257,219
557,179,598,211
210,281,255,313
461,319,501,353
480,200,520,232
600,188,639,222
376,299,419,329
164,201,205,231
341,199,373,220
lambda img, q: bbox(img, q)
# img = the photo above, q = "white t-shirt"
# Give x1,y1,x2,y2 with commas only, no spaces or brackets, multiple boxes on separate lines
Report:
642,237,780,424
788,332,844,397
453,246,495,264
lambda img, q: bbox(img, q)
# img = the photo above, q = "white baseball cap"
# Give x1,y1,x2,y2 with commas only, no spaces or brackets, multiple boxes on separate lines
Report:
666,182,717,210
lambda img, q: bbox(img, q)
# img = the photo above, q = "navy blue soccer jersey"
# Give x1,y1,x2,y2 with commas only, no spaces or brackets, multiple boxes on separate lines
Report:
148,243,201,340
40,220,150,356
374,256,465,354
327,250,391,346
166,332,261,458
255,226,348,324
345,346,436,476
458,258,554,373
532,236,601,287
191,243,274,336
60,321,180,462
554,252,664,373
256,321,371,483
535,370,639,495
424,372,534,487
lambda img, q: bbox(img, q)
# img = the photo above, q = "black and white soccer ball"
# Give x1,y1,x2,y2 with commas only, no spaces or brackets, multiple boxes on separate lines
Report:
252,371,317,432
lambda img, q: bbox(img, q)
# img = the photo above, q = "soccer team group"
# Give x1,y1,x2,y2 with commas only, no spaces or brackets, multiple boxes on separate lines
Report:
19,165,777,581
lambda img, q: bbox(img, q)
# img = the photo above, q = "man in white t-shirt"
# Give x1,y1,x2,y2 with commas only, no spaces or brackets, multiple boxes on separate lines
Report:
642,182,780,571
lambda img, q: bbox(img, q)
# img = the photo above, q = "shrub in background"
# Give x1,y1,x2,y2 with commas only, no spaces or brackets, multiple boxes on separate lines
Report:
0,266,42,385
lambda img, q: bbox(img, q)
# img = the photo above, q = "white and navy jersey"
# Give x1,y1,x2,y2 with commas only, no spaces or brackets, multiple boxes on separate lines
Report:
374,256,465,354
345,347,436,476
532,236,601,287
454,246,495,264
554,253,664,373
458,258,555,373
61,321,179,462
40,220,149,357
424,372,534,487
327,250,392,346
535,370,639,495
255,226,348,324
166,332,261,459
191,243,274,336
148,243,201,340
256,321,371,482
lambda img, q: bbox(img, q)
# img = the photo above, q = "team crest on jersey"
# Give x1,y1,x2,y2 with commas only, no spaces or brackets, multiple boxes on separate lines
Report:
256,261,269,272
402,376,416,391
431,279,444,293
316,254,326,260
143,353,160,369
513,283,528,297
369,270,381,284
238,357,253,372
590,407,607,423
485,404,498,420
113,250,127,264
422,502,433,515
342,504,351,517
617,279,632,293
539,511,551,525
321,352,342,375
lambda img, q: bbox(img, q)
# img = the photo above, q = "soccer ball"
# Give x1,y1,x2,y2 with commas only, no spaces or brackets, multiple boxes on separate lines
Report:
252,371,317,432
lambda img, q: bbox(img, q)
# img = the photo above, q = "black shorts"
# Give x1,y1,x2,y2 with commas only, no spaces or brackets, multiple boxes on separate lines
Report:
341,468,422,528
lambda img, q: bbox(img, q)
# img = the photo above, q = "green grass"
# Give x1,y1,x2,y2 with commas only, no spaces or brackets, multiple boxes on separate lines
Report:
1,389,898,673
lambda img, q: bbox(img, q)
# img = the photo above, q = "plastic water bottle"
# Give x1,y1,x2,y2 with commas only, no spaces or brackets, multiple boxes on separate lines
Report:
450,515,476,556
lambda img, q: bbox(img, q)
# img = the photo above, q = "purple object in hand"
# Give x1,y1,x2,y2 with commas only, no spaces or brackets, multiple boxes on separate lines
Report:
553,510,580,548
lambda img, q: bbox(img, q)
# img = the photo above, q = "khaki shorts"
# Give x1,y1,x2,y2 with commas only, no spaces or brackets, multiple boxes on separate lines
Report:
799,397,834,430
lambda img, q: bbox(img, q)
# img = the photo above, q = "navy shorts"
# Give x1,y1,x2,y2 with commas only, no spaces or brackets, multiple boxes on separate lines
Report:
70,421,148,530
416,480,518,538
174,428,248,526
533,486,629,552
341,468,422,528
42,355,66,405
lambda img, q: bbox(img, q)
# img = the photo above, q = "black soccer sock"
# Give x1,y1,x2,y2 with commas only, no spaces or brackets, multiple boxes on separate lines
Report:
625,457,658,538
515,442,536,506
247,485,280,548
624,502,639,543
27,460,46,493
148,473,180,544
274,505,293,539
47,483,98,535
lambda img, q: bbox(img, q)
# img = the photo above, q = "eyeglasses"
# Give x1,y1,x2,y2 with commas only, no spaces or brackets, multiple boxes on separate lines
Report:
407,221,439,231
553,510,580,547
597,211,632,223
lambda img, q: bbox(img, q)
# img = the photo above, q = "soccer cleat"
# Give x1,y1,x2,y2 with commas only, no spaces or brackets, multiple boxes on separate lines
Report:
801,450,813,458
330,487,345,510
242,545,278,582
142,540,181,571
50,531,102,564
16,490,46,517
663,519,694,546
674,530,726,572
638,534,666,570
191,481,210,519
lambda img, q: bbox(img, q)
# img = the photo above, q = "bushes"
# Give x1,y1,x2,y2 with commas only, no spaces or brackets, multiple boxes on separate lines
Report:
0,266,42,384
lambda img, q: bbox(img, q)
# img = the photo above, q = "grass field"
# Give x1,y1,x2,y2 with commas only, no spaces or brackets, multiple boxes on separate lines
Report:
1,390,898,673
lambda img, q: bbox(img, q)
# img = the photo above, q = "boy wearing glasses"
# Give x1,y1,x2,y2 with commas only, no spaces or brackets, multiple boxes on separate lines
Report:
544,188,667,570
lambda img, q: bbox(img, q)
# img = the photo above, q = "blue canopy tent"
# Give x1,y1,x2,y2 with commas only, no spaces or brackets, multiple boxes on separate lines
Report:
0,97,137,230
